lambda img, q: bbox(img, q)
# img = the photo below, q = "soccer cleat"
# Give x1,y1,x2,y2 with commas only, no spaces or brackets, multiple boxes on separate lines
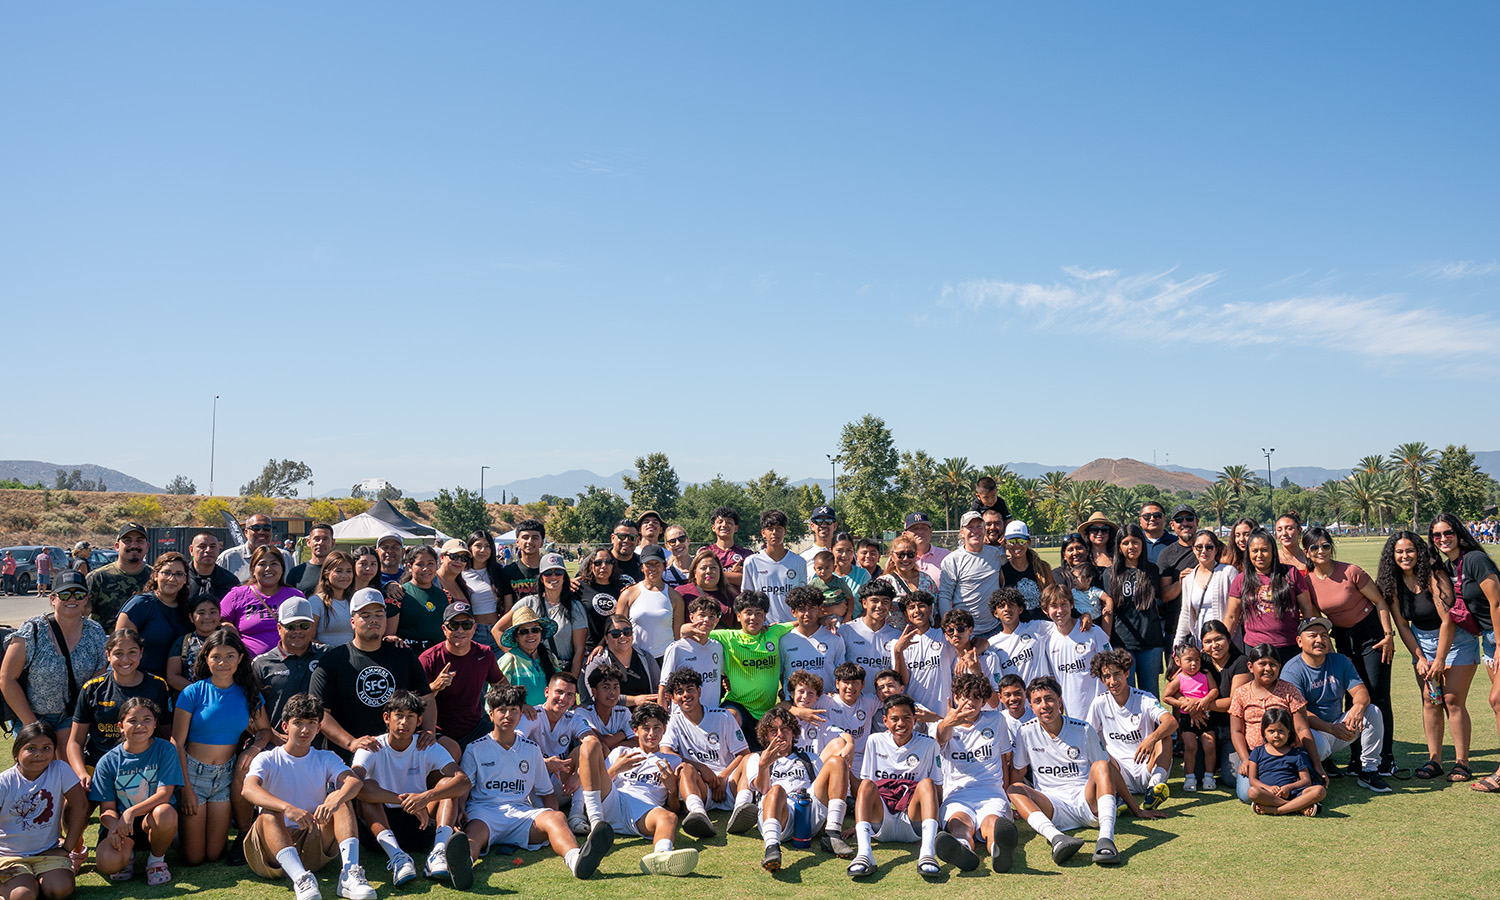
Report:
444,832,474,890
1050,834,1084,865
293,872,323,900
934,832,979,872
761,842,782,873
639,848,699,876
1358,770,1393,793
682,809,718,839
820,831,854,858
1091,837,1120,866
388,851,418,886
1143,782,1170,810
726,802,758,834
990,818,1018,873
573,822,614,879
337,864,377,900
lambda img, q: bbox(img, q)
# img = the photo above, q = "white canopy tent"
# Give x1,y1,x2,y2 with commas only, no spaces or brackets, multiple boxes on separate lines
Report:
331,513,438,547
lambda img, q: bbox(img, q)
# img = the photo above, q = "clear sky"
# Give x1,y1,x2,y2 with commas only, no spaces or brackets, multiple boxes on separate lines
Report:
4,3,1497,494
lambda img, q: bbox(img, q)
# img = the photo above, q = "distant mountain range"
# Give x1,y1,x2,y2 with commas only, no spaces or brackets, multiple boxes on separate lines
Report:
0,460,161,493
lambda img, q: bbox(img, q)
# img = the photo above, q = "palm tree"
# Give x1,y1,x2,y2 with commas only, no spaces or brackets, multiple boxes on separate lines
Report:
1217,464,1253,499
980,464,1013,486
1355,455,1388,477
1320,480,1348,529
1347,471,1396,535
1389,442,1437,529
1061,480,1102,529
1041,471,1070,504
938,457,973,530
1201,483,1235,531
1016,477,1044,512
1102,485,1138,528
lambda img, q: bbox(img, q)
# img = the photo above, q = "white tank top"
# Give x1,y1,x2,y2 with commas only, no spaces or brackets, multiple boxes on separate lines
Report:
630,585,674,659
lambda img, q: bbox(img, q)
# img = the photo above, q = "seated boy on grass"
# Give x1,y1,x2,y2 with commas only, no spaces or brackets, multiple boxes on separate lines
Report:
847,693,945,880
660,668,749,840
747,705,853,872
91,698,182,886
241,693,376,900
351,690,472,889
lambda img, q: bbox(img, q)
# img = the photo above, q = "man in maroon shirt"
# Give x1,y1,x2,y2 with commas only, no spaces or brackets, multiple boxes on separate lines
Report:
420,601,506,748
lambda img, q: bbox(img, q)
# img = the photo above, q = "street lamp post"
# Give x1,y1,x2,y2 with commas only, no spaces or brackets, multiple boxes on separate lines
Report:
826,453,841,514
1262,448,1276,521
481,466,490,502
210,395,219,495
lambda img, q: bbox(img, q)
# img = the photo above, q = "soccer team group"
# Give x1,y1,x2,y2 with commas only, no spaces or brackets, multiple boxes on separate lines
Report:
3,499,1447,900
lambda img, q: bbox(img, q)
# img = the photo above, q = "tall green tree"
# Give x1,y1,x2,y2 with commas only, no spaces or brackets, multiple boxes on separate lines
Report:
1217,464,1253,498
549,486,630,544
620,452,680,520
796,483,828,523
1389,442,1437,529
1101,485,1139,528
676,476,755,544
1320,480,1348,527
896,450,942,526
1433,444,1494,520
1355,454,1389,477
240,459,312,498
837,415,902,538
1060,480,1104,529
745,471,807,542
431,487,492,538
1198,482,1234,531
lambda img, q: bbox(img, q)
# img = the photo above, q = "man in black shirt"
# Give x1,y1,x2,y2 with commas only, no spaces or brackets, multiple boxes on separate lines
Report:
606,518,644,586
309,589,436,757
500,518,547,612
185,530,238,604
1138,502,1176,566
287,523,336,596
252,597,328,732
1155,504,1201,634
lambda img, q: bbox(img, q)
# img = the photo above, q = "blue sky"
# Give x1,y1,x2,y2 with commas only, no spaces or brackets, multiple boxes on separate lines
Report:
4,3,1497,494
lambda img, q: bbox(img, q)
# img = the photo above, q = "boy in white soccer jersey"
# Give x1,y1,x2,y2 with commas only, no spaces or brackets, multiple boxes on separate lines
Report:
658,597,726,709
748,706,854,871
933,673,1020,874
847,694,945,880
843,582,903,697
573,702,700,876
997,674,1034,727
518,674,604,831
1086,650,1177,811
576,666,636,754
660,669,749,839
1039,584,1112,722
890,591,954,716
458,684,613,879
352,691,473,889
241,694,376,900
818,663,882,791
1006,676,1163,867
778,586,845,695
983,588,1052,696
740,509,807,623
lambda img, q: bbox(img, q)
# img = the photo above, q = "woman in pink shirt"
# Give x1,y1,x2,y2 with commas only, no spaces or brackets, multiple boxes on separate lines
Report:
1225,530,1313,664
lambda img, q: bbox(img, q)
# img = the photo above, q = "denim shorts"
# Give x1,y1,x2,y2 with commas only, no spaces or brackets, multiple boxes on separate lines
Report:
1412,625,1480,668
186,755,234,803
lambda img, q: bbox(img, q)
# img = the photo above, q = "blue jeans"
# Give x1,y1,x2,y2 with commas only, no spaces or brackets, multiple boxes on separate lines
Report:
1130,648,1164,694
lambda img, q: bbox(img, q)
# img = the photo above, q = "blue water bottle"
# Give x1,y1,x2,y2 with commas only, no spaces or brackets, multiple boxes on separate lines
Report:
790,790,812,849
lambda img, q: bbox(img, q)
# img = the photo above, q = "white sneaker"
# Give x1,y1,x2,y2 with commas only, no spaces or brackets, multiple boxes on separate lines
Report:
567,806,590,836
423,845,448,880
388,851,418,886
1202,773,1217,791
337,864,377,900
1184,774,1198,792
293,873,322,900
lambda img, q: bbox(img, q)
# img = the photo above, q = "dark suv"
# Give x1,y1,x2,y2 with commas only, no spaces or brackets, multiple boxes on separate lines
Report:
1,545,69,595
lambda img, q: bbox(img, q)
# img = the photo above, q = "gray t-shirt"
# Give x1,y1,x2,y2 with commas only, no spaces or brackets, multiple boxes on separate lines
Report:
938,545,1004,635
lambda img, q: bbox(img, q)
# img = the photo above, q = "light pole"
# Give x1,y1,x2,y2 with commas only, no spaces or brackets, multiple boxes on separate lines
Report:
826,453,841,514
1262,448,1276,521
480,466,490,502
210,395,219,495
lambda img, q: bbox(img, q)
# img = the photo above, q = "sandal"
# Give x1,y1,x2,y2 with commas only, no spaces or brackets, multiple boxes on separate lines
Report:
1469,774,1500,793
109,858,135,883
1449,762,1473,783
847,856,876,878
146,861,172,886
1303,803,1321,817
1415,760,1444,780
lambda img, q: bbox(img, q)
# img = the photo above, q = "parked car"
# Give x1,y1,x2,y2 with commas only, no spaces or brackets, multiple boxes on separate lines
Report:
89,548,117,570
0,545,68,595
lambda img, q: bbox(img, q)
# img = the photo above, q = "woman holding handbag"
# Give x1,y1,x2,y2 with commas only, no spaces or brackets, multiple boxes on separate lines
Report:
1428,513,1500,792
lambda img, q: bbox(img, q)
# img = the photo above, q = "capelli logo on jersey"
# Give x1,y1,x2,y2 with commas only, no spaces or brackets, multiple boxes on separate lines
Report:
1035,763,1080,777
1109,729,1143,744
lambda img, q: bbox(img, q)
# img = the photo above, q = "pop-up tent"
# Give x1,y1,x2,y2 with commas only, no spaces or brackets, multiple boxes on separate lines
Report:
365,499,435,537
331,513,425,547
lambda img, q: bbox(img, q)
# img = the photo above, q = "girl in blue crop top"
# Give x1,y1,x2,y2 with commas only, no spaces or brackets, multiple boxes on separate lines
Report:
172,628,270,866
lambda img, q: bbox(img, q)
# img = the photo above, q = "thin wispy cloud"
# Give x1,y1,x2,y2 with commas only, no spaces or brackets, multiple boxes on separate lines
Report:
1410,259,1500,280
940,266,1500,365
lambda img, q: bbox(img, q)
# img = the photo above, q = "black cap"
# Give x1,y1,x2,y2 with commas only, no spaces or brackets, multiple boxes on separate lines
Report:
904,512,933,528
810,505,836,522
117,522,147,540
1170,503,1197,518
52,571,86,592
639,545,667,564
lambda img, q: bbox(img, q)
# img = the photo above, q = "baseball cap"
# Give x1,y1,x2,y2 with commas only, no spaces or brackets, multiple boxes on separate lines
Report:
52,571,86,593
1297,616,1334,634
904,512,933,529
539,552,567,574
1004,521,1031,540
117,522,147,540
376,532,404,548
959,511,983,527
637,510,664,526
350,587,386,613
639,545,667,564
810,505,836,522
443,601,475,622
440,538,469,556
277,597,316,624
1171,503,1198,519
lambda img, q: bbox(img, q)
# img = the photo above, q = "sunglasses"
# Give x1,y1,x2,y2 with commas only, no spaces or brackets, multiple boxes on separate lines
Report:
894,552,916,560
1088,526,1112,535
591,558,614,566
445,620,475,631
1173,516,1197,524
1193,544,1217,552
1432,529,1456,539
1140,512,1164,520
444,553,473,564
1307,542,1333,552
612,533,638,541
943,626,971,636
666,536,689,544
514,626,543,637
607,628,631,638
541,571,565,578
281,621,313,631
54,590,87,601
247,524,273,532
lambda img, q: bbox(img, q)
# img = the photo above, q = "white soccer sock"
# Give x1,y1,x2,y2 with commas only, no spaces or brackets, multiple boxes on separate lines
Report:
762,816,781,847
1097,793,1118,841
735,789,754,808
277,847,310,882
147,853,165,867
340,837,360,869
376,830,404,860
1026,811,1062,842
920,819,937,859
855,821,874,859
653,839,673,852
565,848,581,873
685,794,707,816
1150,767,1168,787
434,825,454,846
582,790,603,824
826,798,847,832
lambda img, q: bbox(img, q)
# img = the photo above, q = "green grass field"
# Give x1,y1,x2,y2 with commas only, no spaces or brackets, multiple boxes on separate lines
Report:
54,539,1500,899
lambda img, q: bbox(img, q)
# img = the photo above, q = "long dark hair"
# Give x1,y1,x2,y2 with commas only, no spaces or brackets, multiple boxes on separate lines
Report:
1220,518,1258,568
350,546,382,590
467,531,508,592
1057,533,1100,593
1376,530,1444,622
144,551,193,630
1241,529,1297,622
1110,524,1158,612
583,545,625,591
191,628,264,719
1428,512,1484,569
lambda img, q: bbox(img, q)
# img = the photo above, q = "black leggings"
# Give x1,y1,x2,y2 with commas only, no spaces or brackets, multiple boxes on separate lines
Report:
1332,612,1394,768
